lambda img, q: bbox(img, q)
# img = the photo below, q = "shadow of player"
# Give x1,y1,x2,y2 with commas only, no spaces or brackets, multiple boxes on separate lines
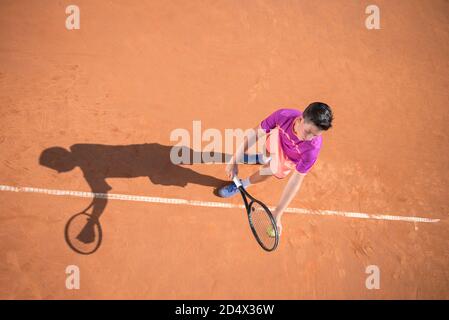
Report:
39,142,232,254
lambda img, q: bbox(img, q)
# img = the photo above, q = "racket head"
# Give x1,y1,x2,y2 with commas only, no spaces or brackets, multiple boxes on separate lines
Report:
247,199,279,252
64,212,102,255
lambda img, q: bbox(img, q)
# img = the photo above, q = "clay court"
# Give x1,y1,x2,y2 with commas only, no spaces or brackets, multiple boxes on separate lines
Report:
1,0,448,299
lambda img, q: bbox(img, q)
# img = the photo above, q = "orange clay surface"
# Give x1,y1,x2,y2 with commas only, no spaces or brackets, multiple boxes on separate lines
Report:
1,0,448,299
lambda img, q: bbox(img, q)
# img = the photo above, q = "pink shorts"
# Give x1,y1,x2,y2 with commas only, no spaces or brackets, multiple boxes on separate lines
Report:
265,128,296,179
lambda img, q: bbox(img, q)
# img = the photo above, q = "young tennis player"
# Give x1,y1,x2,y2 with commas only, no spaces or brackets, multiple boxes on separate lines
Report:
217,102,333,236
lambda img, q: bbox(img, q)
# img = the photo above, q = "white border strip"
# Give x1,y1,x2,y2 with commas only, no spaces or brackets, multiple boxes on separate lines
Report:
0,184,440,224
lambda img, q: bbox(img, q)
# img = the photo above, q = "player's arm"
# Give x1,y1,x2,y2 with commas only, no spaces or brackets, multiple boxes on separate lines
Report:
272,170,306,234
233,124,266,162
226,125,266,178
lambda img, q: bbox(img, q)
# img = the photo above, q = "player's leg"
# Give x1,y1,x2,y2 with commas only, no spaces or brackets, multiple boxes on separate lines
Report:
242,153,271,165
248,162,274,184
217,131,274,198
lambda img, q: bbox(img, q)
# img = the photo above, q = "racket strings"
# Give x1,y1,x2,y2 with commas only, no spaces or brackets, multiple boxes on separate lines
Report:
250,202,277,250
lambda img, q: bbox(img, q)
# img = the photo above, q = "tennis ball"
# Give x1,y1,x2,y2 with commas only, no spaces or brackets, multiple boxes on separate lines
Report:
266,226,276,238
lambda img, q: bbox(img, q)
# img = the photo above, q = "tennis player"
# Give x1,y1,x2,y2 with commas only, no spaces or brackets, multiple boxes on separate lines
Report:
217,102,333,236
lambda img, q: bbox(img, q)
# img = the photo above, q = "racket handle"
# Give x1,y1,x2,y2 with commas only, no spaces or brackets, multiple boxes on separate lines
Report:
232,176,242,187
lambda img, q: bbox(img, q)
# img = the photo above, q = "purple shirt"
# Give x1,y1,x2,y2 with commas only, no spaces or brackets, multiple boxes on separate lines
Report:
260,108,322,174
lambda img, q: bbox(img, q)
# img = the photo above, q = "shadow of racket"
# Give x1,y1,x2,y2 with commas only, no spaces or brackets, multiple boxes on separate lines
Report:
64,202,102,255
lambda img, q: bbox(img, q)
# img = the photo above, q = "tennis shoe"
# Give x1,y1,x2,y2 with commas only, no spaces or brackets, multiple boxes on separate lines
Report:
217,181,241,198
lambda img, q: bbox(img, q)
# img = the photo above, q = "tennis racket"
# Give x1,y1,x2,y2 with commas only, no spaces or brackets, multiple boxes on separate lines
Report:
232,176,279,251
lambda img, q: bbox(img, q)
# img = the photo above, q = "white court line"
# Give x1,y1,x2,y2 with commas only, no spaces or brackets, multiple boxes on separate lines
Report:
0,184,440,224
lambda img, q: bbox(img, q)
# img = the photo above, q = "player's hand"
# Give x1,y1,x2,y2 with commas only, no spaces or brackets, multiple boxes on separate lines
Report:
225,161,238,179
273,210,283,236
276,218,283,236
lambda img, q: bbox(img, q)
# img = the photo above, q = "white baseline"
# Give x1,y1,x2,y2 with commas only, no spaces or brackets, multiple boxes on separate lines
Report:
0,184,440,224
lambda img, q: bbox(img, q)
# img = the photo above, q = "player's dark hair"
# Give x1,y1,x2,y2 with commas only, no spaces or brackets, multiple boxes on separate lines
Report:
303,102,333,130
